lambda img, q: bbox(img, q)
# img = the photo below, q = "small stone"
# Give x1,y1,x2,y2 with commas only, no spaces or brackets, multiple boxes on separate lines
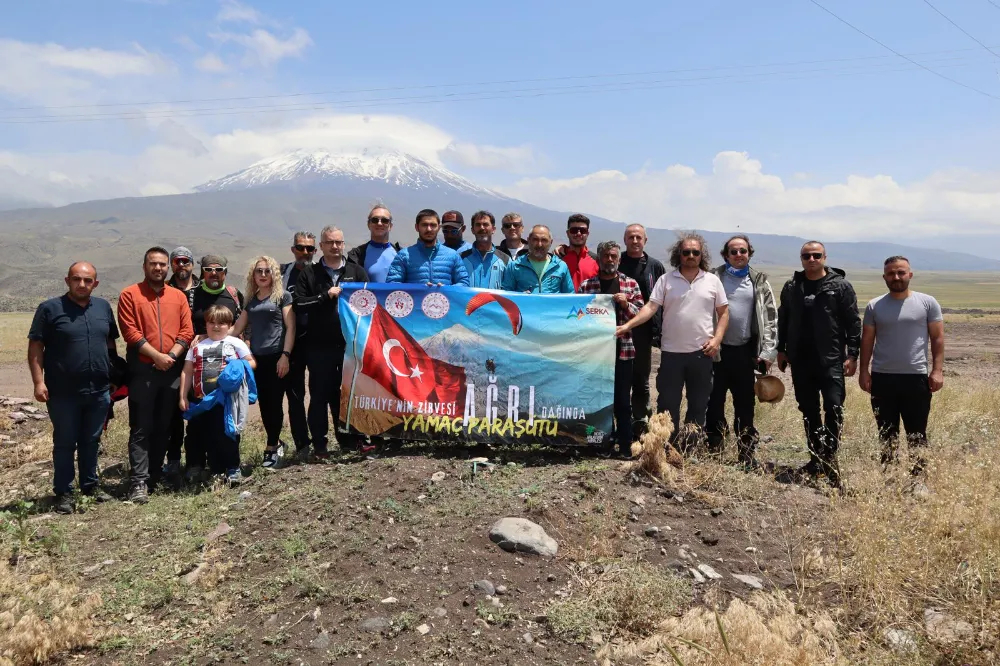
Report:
263,614,279,630
205,521,232,543
416,623,431,635
700,533,720,546
630,495,646,507
924,608,975,644
124,613,135,622
360,617,391,633
318,561,332,570
416,494,427,501
697,564,723,580
644,526,660,537
745,547,758,553
310,631,331,650
732,573,764,590
494,584,508,595
489,517,558,557
673,494,685,504
239,491,252,500
522,632,534,644
473,580,495,596
381,596,398,604
310,607,321,621
711,508,724,517
590,631,604,646
689,568,706,583
430,471,447,483
21,405,39,414
678,545,697,561
433,607,447,617
9,412,26,423
884,628,918,654
409,536,422,546
547,573,557,582
183,563,207,585
490,597,502,607
473,618,490,630
762,435,774,443
628,513,639,522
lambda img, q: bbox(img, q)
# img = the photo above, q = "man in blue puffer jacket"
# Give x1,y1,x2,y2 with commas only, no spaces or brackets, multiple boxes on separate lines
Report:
501,224,576,294
386,209,471,286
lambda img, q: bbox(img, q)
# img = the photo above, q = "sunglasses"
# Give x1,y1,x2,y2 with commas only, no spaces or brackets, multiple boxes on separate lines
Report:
728,248,749,256
442,226,462,233
203,267,226,274
502,223,523,229
368,216,392,225
568,227,589,235
254,268,272,276
801,252,824,260
293,244,317,253
172,258,192,266
681,249,701,257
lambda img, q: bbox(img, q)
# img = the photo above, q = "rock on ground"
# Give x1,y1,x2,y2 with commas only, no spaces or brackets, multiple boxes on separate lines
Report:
489,517,558,557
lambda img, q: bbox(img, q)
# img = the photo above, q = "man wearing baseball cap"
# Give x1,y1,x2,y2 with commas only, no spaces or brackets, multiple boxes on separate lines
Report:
190,254,243,337
441,210,472,254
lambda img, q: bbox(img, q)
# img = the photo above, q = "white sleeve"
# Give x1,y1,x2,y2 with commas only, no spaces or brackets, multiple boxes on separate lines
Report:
233,338,253,359
185,344,197,362
649,275,667,306
713,275,728,307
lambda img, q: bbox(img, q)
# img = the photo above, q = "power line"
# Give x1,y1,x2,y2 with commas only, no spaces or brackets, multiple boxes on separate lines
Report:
922,0,1000,59
987,0,1000,10
0,55,990,125
808,0,1000,101
1,43,998,114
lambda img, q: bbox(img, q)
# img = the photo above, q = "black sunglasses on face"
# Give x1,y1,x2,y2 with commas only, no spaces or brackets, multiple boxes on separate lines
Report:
502,223,522,229
801,252,823,260
568,227,589,236
293,244,317,253
172,258,192,266
368,216,392,225
681,249,701,257
728,248,749,256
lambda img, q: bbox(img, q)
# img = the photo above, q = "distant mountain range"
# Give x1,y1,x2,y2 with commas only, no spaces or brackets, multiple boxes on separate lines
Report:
0,147,994,307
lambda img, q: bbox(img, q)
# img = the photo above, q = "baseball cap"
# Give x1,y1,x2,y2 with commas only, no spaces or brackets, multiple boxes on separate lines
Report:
442,210,464,227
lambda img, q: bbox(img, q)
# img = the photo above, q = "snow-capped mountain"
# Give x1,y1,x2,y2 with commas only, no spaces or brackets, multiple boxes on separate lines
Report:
196,148,507,198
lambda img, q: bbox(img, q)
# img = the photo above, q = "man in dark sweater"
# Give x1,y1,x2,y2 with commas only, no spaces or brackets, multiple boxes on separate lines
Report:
295,226,369,457
280,231,317,456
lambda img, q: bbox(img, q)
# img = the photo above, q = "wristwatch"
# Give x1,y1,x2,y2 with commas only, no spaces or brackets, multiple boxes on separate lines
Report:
281,351,292,358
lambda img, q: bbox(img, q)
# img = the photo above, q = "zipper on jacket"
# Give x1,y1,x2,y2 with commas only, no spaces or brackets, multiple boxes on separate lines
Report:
156,291,163,354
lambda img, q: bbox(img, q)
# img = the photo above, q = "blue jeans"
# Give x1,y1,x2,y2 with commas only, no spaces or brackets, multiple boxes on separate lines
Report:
47,391,111,496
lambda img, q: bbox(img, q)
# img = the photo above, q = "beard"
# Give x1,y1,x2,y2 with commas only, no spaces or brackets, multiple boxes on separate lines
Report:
888,280,908,292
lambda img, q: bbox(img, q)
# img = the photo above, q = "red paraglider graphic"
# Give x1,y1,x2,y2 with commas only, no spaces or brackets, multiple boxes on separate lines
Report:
465,292,523,335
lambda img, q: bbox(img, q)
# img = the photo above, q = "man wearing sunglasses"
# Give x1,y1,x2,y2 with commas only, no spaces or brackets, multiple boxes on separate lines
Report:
164,246,200,488
776,241,861,488
346,205,401,283
616,234,728,452
280,231,318,458
705,235,777,468
441,210,472,254
561,214,599,290
168,247,200,310
190,255,243,337
498,213,528,259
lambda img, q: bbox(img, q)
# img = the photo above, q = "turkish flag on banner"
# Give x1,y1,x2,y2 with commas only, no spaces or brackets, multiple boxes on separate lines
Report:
362,305,467,407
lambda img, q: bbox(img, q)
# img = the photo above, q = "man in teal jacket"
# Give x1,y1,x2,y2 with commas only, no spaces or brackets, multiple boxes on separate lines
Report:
386,209,470,286
461,210,510,289
501,225,575,294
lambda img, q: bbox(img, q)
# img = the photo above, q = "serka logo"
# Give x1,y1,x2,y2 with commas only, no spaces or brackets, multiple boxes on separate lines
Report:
566,306,585,320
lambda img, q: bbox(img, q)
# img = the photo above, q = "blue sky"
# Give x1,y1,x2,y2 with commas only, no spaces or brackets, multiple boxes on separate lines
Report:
2,0,999,240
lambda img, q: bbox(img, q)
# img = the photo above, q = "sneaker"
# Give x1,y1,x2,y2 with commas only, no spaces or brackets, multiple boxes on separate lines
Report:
262,442,287,469
53,494,74,515
226,469,246,487
163,461,182,491
185,466,204,485
127,483,149,505
83,488,114,503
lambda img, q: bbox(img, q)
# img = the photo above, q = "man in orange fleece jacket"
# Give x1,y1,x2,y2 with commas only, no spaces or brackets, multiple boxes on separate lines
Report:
117,246,195,504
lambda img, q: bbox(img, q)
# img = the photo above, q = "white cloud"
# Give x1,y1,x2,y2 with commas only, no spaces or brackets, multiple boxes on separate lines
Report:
501,151,1000,240
217,0,261,24
0,39,170,104
212,27,312,67
195,52,228,73
441,142,546,174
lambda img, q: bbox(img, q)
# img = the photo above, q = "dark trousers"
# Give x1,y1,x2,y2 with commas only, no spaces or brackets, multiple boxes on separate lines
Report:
188,404,240,474
285,346,310,450
307,345,344,452
630,325,654,422
255,353,286,447
656,350,714,447
127,361,181,487
48,391,111,496
613,358,634,452
790,357,845,461
871,372,931,461
705,343,759,456
168,409,184,464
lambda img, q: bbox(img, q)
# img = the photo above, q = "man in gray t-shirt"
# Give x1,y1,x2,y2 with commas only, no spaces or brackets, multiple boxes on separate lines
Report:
859,256,945,470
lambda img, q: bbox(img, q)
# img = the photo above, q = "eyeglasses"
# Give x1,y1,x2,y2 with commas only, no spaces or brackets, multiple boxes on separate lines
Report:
254,268,272,276
368,216,392,225
681,249,701,257
801,252,824,260
568,227,589,236
172,258,192,266
502,223,523,230
203,267,226,274
728,248,749,256
322,240,345,246
293,244,317,253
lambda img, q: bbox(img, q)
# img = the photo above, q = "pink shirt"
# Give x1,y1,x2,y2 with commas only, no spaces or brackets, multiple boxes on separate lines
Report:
650,270,728,353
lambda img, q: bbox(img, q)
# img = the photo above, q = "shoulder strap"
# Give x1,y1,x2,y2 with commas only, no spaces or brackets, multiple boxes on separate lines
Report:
226,285,242,316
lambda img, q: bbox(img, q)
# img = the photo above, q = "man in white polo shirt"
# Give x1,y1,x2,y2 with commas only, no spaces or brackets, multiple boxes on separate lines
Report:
617,233,729,450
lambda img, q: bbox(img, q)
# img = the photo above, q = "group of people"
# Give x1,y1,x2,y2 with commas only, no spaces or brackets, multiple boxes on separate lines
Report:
26,205,945,512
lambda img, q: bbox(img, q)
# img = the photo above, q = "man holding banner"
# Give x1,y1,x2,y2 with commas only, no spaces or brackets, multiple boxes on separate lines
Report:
501,225,575,294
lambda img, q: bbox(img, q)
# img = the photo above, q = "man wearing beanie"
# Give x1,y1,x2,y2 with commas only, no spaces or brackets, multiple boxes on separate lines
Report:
168,247,200,311
191,254,243,337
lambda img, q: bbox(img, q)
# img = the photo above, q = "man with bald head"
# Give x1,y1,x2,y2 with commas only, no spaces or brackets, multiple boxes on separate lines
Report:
28,262,120,514
500,224,575,293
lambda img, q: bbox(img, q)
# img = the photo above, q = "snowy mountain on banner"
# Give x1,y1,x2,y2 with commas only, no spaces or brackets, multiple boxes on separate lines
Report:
196,148,506,197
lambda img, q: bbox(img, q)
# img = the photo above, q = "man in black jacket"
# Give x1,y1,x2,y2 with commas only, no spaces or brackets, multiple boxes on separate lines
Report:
777,241,861,487
295,226,369,457
618,224,665,436
279,231,317,457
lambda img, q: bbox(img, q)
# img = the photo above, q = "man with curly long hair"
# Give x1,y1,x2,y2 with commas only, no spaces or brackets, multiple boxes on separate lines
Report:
617,233,729,450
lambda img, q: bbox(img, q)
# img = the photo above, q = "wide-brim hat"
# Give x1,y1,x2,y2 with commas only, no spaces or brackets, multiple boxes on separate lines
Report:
755,375,785,403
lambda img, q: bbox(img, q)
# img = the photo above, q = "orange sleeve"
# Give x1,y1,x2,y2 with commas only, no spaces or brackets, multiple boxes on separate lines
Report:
177,295,194,346
117,288,144,347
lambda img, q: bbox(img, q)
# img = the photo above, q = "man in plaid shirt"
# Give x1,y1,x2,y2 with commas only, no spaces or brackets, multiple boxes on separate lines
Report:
580,241,644,457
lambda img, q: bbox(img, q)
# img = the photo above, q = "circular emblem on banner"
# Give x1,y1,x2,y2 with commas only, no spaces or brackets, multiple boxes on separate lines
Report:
384,290,414,318
421,292,450,319
348,289,377,316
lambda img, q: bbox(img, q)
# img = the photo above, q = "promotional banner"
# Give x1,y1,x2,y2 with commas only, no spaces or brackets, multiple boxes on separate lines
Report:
338,283,616,446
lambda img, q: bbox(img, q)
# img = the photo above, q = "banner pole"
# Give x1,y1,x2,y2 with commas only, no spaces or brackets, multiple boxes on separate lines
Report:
344,283,368,430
